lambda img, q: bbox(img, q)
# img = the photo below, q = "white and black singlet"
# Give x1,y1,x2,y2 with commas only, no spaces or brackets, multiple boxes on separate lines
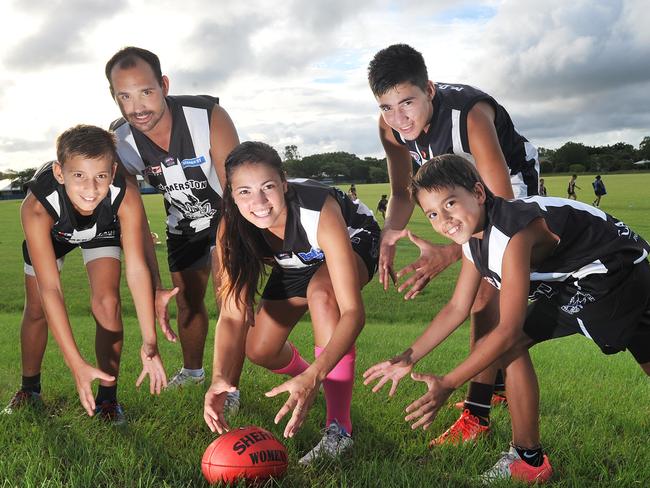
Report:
22,161,126,263
261,180,380,300
393,83,540,198
111,95,222,236
463,196,650,356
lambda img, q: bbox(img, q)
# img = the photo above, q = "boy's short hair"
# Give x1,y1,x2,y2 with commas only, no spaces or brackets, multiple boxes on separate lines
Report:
56,125,118,165
368,44,429,96
105,46,163,93
410,154,493,205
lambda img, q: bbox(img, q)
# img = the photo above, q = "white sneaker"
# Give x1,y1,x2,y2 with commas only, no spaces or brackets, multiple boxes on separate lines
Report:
223,389,241,417
167,369,205,389
298,421,353,465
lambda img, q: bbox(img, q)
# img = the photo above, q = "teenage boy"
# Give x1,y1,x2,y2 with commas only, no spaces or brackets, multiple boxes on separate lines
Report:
105,47,241,410
367,43,539,442
4,125,168,423
365,154,649,483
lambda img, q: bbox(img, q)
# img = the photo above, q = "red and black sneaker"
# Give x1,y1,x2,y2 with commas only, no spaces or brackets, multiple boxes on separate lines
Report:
429,409,489,447
94,400,127,426
2,389,43,415
480,446,553,484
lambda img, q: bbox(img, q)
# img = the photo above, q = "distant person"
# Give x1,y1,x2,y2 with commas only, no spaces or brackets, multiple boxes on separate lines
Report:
592,175,607,207
347,184,359,203
105,47,241,411
538,178,547,197
367,43,540,444
3,125,169,423
567,174,580,200
377,194,388,220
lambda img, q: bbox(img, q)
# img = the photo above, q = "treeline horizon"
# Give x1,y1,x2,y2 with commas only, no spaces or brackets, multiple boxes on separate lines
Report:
2,136,649,188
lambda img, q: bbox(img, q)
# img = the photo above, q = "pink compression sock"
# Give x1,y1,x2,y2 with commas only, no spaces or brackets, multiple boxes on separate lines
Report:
271,342,310,376
315,345,355,434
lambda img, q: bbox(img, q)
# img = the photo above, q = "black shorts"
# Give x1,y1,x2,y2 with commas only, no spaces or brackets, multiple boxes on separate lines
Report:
524,261,650,364
166,226,217,272
261,228,379,300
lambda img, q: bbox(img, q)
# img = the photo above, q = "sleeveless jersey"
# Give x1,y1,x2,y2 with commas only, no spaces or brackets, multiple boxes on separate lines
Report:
270,180,379,270
111,95,222,236
392,83,539,197
26,161,126,245
463,196,650,349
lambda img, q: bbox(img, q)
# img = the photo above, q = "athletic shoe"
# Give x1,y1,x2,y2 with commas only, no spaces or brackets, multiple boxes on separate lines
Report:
429,409,489,447
454,393,507,410
167,369,206,388
223,389,241,417
94,400,127,426
298,420,353,465
2,389,43,415
479,446,553,484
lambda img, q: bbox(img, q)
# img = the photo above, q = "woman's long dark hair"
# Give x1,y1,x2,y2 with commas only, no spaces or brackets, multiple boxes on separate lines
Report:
220,141,286,308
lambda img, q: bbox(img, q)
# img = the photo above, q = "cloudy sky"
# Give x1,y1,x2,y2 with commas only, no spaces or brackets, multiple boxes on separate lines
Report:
1,0,648,171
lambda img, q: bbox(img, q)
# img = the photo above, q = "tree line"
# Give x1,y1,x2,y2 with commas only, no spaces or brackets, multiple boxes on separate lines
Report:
2,137,648,190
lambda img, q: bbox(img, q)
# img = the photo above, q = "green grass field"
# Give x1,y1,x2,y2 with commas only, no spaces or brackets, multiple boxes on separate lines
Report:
0,173,648,487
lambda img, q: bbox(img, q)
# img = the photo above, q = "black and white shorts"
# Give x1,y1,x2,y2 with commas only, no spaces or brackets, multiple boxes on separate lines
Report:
261,229,380,300
23,236,122,276
523,260,650,364
166,224,218,273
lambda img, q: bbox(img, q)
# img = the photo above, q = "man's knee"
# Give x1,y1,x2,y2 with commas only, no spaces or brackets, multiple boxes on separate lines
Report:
91,294,121,329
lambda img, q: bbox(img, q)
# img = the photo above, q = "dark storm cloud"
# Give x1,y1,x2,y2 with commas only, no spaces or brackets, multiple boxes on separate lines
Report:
5,0,126,70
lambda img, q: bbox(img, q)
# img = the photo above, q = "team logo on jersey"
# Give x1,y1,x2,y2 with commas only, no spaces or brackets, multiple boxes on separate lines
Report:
162,157,177,168
143,164,163,176
297,248,324,264
158,180,209,193
437,84,464,92
410,151,423,166
529,283,557,300
181,155,207,168
560,290,595,315
168,193,217,220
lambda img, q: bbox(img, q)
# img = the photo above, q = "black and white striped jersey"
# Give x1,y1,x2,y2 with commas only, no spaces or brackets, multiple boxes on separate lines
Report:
111,95,222,236
463,196,650,296
270,179,380,269
392,83,539,198
25,161,125,245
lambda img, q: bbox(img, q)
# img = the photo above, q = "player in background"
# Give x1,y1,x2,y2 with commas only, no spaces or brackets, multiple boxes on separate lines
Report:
567,174,580,200
105,47,241,410
203,142,379,464
538,178,547,197
3,125,169,423
365,155,649,483
367,43,539,443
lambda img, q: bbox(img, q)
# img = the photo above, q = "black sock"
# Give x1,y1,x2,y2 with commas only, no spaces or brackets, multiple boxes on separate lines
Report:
514,444,545,467
494,369,506,393
21,373,41,394
464,382,492,424
95,384,117,404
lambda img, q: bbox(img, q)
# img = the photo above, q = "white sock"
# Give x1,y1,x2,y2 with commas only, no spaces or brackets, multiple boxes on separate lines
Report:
181,367,204,377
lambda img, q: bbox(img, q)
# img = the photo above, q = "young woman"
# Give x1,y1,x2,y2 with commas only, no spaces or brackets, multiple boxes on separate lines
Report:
4,125,170,424
203,142,379,463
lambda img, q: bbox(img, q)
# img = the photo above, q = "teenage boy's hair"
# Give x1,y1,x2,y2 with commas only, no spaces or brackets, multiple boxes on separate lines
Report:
56,125,118,165
105,46,163,93
410,154,494,205
368,44,429,96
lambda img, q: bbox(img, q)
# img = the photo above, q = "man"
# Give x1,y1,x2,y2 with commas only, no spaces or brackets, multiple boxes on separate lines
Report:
367,44,539,444
105,47,241,409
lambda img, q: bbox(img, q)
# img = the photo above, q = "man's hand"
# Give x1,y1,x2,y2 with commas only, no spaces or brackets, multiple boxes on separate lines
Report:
396,231,460,300
265,371,320,438
155,287,179,342
204,377,238,434
136,343,167,395
72,362,116,416
378,228,407,290
404,372,455,430
363,350,414,396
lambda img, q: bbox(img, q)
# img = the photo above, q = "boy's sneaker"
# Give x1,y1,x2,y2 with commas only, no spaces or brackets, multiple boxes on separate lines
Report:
298,420,353,465
429,409,489,447
454,393,507,409
223,389,241,417
167,369,205,388
94,400,127,426
2,390,43,415
480,446,553,484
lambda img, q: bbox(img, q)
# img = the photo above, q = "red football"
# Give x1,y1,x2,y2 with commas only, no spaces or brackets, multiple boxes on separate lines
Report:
201,426,288,484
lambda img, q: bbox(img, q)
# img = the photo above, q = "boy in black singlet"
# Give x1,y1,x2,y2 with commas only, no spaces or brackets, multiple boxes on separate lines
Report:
3,125,169,424
365,154,649,484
